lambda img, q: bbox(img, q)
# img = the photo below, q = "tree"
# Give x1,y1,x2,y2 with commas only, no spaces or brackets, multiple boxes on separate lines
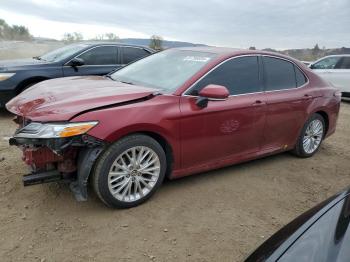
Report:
249,46,256,50
312,43,320,56
63,32,83,43
89,33,120,41
0,18,32,40
149,35,163,50
104,33,119,41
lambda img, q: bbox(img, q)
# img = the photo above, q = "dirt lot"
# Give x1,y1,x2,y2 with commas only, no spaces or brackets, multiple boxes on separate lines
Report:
0,102,349,262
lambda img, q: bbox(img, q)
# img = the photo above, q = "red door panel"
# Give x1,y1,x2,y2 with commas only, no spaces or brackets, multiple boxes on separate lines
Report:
179,93,266,169
262,88,312,150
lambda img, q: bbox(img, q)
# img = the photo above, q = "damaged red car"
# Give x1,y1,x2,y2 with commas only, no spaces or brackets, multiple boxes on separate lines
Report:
6,47,341,208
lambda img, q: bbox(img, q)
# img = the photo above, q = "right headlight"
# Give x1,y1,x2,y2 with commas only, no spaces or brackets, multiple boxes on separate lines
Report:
14,121,99,139
0,73,15,81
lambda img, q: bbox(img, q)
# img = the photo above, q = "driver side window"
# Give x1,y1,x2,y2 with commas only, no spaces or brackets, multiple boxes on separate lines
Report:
188,56,262,96
312,57,341,69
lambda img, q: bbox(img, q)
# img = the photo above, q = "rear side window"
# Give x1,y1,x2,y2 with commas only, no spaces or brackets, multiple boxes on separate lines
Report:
189,56,262,96
295,66,307,86
263,57,297,91
122,47,150,64
77,46,118,65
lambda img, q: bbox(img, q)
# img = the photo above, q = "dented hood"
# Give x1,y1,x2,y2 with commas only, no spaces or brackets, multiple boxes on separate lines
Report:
6,76,158,122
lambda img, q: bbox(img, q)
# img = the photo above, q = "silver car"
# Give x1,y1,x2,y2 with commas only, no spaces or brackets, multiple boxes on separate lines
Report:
310,55,350,97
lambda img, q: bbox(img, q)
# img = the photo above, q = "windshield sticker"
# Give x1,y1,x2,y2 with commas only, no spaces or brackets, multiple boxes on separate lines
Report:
183,56,211,62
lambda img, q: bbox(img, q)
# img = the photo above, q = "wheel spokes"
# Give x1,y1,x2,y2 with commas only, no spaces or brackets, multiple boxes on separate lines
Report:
107,146,161,202
302,119,324,154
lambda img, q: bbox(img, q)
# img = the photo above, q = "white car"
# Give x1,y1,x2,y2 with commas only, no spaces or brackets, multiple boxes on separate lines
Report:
309,55,350,97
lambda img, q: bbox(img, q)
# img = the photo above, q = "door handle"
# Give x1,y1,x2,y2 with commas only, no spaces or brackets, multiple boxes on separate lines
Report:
252,100,266,106
303,94,313,100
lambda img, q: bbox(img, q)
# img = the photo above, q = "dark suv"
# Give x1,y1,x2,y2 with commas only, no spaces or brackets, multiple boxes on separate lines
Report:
0,42,154,107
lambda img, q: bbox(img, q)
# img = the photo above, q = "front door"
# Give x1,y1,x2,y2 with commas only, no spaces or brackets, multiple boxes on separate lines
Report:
328,57,350,94
180,55,266,169
311,56,343,90
63,45,122,77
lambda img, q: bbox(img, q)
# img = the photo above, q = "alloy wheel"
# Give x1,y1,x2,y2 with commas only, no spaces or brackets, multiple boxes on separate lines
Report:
107,146,161,202
302,119,324,154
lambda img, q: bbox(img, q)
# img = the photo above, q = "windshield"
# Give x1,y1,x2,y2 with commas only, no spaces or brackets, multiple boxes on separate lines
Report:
39,43,89,62
110,49,217,93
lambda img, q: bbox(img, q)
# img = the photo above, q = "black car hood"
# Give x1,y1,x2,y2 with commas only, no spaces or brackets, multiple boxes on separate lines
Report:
0,58,50,70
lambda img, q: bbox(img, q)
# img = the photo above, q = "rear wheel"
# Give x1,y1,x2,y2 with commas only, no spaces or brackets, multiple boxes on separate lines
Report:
92,134,166,208
292,113,325,158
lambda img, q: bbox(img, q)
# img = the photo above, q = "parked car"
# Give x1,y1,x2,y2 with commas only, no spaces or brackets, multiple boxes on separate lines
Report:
301,60,312,66
309,55,350,97
6,47,341,208
245,187,350,262
0,42,154,107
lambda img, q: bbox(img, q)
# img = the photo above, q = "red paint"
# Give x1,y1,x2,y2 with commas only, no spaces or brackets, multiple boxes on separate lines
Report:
6,75,157,122
22,147,77,172
7,48,341,179
22,147,63,169
198,84,230,99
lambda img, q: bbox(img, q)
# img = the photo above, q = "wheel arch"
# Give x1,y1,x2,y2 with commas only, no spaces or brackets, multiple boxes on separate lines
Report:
137,131,174,178
16,76,50,94
314,110,329,136
104,126,176,179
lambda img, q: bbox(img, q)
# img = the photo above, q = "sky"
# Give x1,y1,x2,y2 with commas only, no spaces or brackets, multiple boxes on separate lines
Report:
0,0,349,49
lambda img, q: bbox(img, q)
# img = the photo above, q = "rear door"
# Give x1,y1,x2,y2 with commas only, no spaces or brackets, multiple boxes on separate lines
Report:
261,56,311,151
180,56,266,169
63,45,121,76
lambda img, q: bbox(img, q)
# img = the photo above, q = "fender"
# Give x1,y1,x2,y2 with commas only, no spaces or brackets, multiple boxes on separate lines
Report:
102,123,181,171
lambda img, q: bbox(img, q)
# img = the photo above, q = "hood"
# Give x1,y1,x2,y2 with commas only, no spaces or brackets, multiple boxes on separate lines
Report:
6,76,159,122
0,58,48,70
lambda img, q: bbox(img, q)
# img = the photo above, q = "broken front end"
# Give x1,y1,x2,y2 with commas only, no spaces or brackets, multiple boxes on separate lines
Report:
9,116,106,201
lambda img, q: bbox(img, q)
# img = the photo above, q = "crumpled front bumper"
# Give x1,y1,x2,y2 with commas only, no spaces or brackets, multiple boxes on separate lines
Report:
9,134,106,201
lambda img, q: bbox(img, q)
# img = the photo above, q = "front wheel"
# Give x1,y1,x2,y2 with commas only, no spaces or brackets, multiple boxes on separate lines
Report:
292,113,325,158
92,134,167,208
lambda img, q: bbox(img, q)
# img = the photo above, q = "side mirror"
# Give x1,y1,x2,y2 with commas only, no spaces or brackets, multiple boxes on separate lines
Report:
309,64,314,69
196,84,229,108
68,57,85,67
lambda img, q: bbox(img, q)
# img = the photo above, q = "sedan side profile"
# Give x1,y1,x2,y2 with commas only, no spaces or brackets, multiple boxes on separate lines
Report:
7,47,341,208
0,42,154,107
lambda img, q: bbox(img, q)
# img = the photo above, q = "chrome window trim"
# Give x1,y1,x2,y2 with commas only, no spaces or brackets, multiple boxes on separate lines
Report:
120,46,152,64
261,54,310,92
182,54,309,98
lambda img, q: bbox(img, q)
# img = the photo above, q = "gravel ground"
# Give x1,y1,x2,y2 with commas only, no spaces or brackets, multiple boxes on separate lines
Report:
0,102,349,262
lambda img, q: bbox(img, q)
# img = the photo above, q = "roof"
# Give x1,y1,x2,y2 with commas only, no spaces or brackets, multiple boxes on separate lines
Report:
175,46,244,55
174,46,300,62
320,54,350,57
75,41,155,51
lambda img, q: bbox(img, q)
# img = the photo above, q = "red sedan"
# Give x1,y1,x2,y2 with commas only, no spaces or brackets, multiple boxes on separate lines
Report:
6,47,341,208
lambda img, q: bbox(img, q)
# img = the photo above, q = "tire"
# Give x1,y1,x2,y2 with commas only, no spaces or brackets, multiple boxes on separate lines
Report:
292,113,325,158
91,134,167,208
